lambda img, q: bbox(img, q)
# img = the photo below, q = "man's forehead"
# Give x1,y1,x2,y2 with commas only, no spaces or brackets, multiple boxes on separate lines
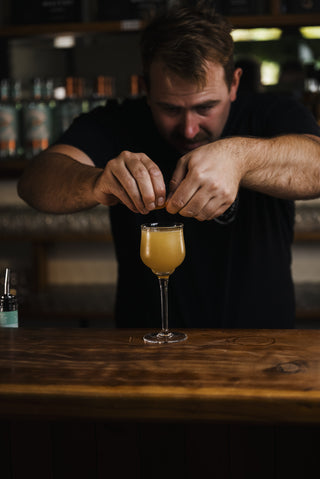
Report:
149,60,227,100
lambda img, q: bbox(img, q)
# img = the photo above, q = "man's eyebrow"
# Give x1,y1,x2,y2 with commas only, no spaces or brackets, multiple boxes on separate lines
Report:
192,100,220,108
156,100,220,108
156,101,180,108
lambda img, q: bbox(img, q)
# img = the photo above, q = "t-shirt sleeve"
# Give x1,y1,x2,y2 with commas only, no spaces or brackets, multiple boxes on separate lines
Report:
55,102,121,168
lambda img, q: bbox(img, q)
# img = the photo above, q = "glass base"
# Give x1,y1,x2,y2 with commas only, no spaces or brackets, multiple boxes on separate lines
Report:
143,331,188,344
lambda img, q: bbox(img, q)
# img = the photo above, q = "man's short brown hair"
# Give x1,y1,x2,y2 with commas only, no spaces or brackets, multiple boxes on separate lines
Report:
140,4,235,90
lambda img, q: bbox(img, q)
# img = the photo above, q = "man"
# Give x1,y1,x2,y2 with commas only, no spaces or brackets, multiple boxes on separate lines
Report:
18,5,320,329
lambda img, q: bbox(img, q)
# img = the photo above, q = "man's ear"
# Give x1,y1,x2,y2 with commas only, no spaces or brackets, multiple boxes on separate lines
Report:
230,67,242,101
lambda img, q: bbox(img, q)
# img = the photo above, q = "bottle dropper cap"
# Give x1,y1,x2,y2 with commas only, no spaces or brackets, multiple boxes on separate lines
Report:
0,268,17,312
4,268,9,295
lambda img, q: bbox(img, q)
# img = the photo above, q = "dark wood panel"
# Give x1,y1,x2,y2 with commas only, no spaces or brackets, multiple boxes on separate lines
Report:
3,420,320,478
52,422,97,479
96,422,141,479
0,421,12,479
275,424,320,477
229,424,275,479
10,421,52,479
185,423,229,478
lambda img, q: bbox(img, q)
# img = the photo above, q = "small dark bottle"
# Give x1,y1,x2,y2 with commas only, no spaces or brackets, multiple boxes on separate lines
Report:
0,268,18,327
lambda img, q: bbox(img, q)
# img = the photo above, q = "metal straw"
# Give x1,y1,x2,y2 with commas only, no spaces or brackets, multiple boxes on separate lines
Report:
4,268,10,295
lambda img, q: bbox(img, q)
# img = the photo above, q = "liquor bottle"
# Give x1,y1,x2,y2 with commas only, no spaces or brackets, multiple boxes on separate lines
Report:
56,76,85,136
77,76,90,115
11,79,24,157
43,77,58,142
0,78,19,159
89,75,114,110
22,77,53,159
0,268,18,328
129,74,144,98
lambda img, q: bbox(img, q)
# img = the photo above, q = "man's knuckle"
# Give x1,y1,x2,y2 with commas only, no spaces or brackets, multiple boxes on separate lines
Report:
134,165,148,179
148,165,161,177
191,168,203,183
107,158,117,169
121,150,131,158
223,187,235,205
170,178,179,188
171,198,185,209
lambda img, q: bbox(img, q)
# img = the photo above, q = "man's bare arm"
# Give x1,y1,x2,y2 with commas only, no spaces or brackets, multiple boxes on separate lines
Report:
18,144,166,214
241,134,320,199
167,134,320,221
17,145,103,213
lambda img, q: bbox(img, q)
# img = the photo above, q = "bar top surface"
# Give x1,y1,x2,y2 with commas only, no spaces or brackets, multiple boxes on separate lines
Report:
1,328,320,423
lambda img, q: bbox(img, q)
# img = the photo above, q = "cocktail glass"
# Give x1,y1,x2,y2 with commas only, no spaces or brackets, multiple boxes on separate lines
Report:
140,222,187,344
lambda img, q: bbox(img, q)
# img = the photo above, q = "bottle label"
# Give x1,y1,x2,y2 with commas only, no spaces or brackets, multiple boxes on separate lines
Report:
0,105,18,140
58,101,83,133
0,105,18,155
0,311,18,328
24,104,51,141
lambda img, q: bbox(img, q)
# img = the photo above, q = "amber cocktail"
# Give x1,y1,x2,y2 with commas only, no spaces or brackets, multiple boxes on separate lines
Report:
140,222,187,344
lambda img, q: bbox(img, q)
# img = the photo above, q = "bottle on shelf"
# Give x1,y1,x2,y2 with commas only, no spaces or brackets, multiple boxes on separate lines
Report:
22,77,53,159
89,75,115,110
56,76,86,137
43,77,58,142
0,78,20,160
11,79,24,157
129,74,144,98
0,268,18,328
77,76,90,114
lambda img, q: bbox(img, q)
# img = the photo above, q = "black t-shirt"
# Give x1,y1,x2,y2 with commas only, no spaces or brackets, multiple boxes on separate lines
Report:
59,92,320,329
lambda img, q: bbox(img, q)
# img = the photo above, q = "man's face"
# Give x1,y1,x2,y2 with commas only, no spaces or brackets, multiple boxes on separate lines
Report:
147,60,241,154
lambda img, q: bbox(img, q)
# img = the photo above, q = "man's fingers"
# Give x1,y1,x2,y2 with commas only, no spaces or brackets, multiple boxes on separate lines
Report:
168,156,189,195
101,151,166,214
167,177,236,220
125,155,166,210
147,164,166,208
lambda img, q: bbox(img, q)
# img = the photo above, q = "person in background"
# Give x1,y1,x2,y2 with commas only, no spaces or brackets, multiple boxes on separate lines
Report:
277,60,306,101
235,56,263,93
18,3,320,329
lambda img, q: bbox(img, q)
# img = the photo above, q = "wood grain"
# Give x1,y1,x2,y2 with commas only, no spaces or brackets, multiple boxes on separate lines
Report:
1,328,320,423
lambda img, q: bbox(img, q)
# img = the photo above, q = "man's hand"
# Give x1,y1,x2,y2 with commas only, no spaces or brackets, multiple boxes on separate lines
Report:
93,150,167,214
166,140,242,221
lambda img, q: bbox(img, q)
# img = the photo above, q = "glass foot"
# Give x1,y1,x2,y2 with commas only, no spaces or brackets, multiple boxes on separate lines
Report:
143,331,188,344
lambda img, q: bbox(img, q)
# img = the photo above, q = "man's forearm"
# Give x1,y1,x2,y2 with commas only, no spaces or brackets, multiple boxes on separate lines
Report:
18,152,103,213
240,134,320,200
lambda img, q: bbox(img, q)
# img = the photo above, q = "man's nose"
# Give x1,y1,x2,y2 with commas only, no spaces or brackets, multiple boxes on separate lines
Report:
180,111,200,139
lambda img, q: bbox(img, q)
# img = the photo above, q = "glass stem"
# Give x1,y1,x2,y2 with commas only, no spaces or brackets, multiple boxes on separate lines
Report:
158,276,169,335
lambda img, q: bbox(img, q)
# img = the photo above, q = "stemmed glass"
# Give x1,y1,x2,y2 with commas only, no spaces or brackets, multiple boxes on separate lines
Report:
140,222,187,344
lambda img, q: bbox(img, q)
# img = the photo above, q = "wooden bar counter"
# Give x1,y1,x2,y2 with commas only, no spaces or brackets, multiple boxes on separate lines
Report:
1,327,320,478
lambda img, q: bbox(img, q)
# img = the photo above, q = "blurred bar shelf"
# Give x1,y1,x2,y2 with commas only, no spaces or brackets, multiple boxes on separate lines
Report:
1,201,318,241
294,199,320,241
1,13,320,40
0,204,112,240
0,20,143,38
